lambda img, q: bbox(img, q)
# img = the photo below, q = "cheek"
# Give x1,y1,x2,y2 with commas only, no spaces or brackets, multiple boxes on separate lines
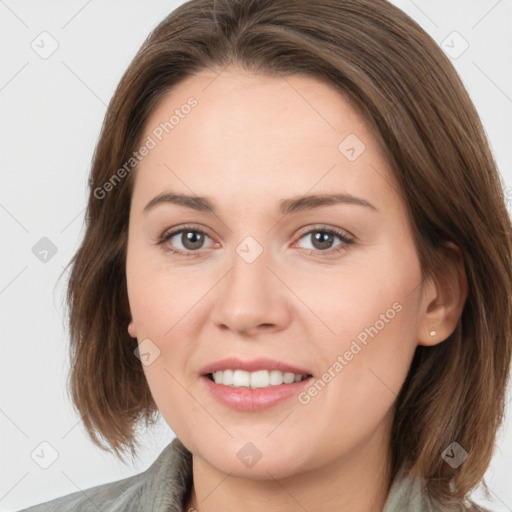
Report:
292,249,421,351
126,248,205,337
126,266,204,434
295,239,422,402
127,271,201,383
304,277,418,408
291,276,421,466
125,248,212,416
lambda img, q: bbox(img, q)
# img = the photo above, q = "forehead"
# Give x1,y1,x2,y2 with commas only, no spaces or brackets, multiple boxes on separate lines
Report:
131,67,399,215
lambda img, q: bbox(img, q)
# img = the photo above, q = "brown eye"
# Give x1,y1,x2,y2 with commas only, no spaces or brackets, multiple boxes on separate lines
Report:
158,227,214,256
295,227,353,254
308,231,338,251
177,230,206,251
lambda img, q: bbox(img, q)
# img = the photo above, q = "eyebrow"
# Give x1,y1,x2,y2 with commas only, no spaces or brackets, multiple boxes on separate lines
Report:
143,191,378,215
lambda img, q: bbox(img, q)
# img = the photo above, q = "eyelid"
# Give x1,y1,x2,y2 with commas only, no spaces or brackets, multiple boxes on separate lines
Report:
293,224,354,242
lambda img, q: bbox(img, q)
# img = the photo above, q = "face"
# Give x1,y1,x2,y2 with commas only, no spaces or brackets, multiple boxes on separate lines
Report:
126,67,430,479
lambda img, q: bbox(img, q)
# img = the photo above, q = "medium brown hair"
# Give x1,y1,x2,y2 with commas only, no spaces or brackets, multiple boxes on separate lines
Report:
62,0,512,508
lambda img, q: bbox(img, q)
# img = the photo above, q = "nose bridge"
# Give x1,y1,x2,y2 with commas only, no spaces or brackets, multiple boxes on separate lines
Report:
211,234,291,334
232,234,270,291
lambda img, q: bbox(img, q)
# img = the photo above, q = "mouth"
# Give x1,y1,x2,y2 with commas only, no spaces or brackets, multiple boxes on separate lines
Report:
199,357,314,389
199,357,314,410
204,369,314,389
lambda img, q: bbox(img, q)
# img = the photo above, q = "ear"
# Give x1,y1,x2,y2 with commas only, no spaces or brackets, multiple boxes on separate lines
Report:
417,242,468,347
128,318,137,339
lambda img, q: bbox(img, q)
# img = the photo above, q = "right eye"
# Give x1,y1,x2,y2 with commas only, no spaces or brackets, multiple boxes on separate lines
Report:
157,225,216,257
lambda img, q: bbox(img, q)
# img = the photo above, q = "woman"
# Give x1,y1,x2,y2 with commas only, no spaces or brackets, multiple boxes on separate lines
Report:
22,0,512,510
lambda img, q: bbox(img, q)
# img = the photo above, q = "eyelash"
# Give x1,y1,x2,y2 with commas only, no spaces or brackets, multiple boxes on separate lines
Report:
156,224,354,258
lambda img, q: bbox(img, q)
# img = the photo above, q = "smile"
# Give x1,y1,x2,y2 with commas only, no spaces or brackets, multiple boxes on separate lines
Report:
208,369,311,388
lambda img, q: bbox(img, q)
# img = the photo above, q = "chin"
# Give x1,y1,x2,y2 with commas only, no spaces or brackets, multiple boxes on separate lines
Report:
189,435,315,480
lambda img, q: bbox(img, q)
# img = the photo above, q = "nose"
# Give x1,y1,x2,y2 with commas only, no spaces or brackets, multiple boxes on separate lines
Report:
210,243,292,337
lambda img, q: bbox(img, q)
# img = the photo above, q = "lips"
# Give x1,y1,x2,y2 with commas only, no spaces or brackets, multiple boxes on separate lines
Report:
200,363,314,411
199,356,313,377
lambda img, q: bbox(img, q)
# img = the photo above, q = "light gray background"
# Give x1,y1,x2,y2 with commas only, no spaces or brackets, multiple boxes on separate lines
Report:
1,1,511,510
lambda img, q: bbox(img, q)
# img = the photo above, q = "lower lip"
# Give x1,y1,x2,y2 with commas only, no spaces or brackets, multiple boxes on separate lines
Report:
201,375,313,411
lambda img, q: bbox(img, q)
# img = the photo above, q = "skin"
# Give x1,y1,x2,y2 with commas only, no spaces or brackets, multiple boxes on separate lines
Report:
126,67,466,512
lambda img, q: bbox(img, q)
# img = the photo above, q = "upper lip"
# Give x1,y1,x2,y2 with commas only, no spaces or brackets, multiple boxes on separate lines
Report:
200,357,312,376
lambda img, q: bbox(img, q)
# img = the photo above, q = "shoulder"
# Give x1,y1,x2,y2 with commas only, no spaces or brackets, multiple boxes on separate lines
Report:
383,470,496,512
18,437,193,512
19,472,145,512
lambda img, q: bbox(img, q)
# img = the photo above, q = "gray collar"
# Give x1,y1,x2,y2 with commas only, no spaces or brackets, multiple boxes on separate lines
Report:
141,437,193,511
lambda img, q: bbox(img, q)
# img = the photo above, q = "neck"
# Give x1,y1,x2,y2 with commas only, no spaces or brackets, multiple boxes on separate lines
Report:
185,413,393,512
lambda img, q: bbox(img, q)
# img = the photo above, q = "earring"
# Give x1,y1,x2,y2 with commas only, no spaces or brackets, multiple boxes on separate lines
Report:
429,330,437,337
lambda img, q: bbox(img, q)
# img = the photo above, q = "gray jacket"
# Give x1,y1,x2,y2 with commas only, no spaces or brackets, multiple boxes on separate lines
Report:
19,437,490,511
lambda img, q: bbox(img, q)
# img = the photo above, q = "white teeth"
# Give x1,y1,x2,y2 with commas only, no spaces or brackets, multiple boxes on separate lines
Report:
283,372,295,384
250,370,269,388
269,370,283,386
233,369,250,387
222,369,233,386
211,369,309,388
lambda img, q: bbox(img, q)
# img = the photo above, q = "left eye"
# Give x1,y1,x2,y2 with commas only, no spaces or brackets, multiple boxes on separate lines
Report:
295,229,352,252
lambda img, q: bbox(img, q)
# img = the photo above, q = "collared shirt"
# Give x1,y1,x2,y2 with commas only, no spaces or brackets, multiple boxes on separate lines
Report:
20,437,491,511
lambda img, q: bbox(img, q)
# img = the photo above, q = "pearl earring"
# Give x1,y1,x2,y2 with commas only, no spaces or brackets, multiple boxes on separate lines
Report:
429,330,436,337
